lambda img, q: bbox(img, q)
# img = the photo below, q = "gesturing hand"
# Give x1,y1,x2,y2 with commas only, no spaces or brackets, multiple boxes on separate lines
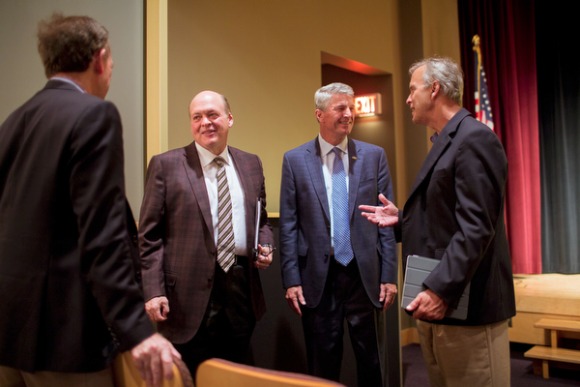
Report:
359,193,399,228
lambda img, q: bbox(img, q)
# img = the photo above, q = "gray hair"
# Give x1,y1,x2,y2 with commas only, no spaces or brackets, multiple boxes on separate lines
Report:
409,57,463,104
314,82,354,110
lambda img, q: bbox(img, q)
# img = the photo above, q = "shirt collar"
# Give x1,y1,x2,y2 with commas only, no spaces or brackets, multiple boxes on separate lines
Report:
318,134,348,156
195,143,230,168
50,76,85,93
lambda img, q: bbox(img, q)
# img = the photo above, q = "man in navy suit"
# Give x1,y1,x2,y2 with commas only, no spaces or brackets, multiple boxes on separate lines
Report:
0,13,178,387
279,82,397,386
360,57,515,386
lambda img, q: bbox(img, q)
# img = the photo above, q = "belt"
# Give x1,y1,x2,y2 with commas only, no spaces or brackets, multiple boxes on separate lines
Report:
330,255,356,269
234,255,249,267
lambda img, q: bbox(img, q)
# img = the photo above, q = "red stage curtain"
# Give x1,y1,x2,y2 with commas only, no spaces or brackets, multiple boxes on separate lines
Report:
458,0,541,273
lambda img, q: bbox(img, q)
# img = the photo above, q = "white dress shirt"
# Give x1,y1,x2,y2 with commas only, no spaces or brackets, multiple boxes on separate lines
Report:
196,143,247,255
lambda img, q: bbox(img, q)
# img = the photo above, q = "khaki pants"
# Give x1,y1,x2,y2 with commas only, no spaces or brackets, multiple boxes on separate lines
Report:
416,319,510,387
0,365,114,387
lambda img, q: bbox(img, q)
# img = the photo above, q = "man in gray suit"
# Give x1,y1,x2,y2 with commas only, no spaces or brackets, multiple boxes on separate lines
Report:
279,82,397,386
139,90,274,376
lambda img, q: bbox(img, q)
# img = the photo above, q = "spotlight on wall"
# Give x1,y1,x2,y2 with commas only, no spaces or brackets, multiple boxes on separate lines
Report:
354,93,382,117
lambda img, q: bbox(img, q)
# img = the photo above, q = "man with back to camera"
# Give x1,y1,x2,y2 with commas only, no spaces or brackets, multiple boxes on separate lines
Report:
138,90,275,376
359,56,516,386
279,82,398,386
0,13,179,387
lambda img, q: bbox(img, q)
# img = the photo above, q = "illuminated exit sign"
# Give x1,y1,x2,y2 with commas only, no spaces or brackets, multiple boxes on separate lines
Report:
354,93,382,117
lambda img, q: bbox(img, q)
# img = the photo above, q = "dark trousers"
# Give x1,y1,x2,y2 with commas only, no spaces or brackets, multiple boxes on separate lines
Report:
301,259,383,387
175,257,255,377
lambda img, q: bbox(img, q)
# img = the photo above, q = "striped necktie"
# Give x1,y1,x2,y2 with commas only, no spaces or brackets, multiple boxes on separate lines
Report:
214,157,236,272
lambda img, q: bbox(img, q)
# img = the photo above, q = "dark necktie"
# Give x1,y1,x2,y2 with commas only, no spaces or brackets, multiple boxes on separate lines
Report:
332,147,353,266
214,157,236,272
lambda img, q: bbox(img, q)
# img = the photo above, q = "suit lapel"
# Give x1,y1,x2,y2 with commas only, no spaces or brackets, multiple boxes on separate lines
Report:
229,147,256,235
407,134,451,198
407,109,470,200
347,139,360,220
183,144,214,238
306,139,331,221
229,147,254,198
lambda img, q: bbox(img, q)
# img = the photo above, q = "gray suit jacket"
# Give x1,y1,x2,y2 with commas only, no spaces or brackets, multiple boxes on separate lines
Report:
139,143,273,343
279,137,396,308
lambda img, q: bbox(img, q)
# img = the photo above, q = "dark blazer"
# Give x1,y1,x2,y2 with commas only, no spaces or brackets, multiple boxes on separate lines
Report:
279,137,396,308
0,80,154,372
139,143,273,344
400,108,516,325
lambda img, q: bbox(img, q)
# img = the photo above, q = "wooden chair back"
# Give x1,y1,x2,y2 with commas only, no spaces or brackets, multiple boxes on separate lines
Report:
195,358,346,387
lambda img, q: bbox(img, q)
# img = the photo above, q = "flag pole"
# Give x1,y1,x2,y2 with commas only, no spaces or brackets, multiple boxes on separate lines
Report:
472,34,494,130
472,34,482,98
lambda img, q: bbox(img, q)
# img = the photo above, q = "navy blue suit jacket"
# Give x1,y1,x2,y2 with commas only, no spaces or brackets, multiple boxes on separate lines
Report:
280,137,397,308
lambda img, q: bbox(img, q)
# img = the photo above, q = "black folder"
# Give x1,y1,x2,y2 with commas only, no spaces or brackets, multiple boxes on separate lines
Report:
401,255,470,320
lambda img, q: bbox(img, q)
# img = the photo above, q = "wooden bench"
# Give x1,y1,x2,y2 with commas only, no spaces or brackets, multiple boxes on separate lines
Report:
523,318,580,379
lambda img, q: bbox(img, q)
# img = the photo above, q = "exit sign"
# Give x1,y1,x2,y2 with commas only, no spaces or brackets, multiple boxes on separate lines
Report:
354,93,382,117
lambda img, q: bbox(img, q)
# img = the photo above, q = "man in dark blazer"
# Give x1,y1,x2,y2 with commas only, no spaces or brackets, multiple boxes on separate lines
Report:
139,90,274,376
360,57,516,386
279,82,397,387
0,14,178,387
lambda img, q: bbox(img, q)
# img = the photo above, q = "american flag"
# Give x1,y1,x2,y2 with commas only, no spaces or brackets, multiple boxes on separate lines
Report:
472,35,494,130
